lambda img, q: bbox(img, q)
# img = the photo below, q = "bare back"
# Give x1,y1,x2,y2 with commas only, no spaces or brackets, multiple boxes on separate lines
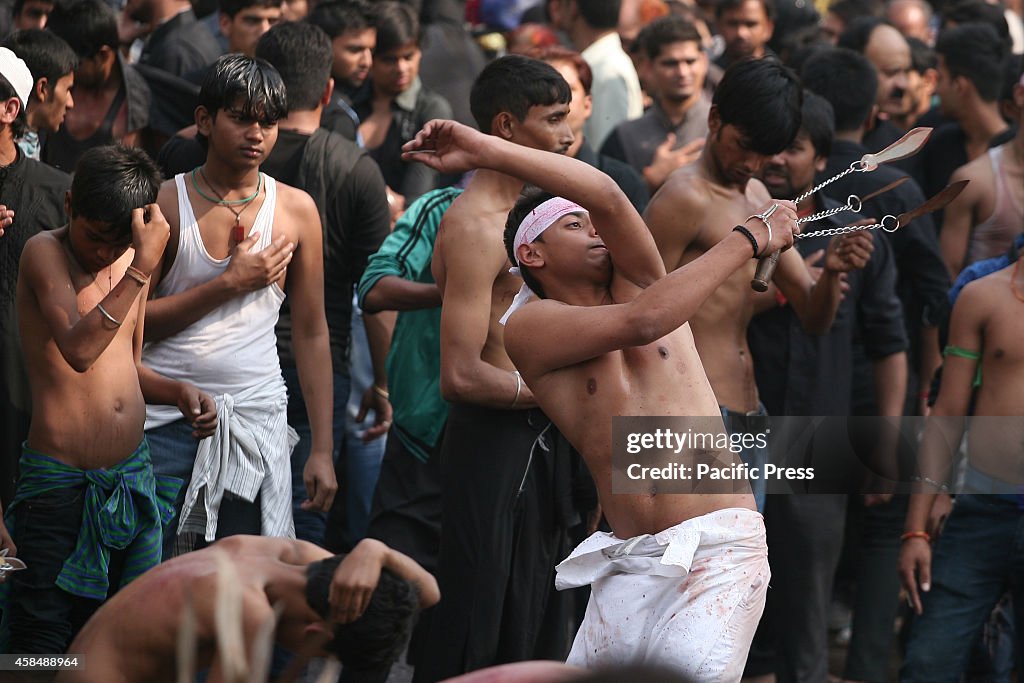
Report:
648,164,772,412
17,229,146,469
59,537,330,683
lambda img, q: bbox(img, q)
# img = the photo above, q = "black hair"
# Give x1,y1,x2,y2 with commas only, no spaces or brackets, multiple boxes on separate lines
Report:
637,15,702,61
46,0,118,59
305,556,420,672
198,54,288,126
69,145,161,239
778,24,829,69
219,0,282,18
716,0,775,22
940,0,1011,48
906,36,936,73
255,21,331,112
306,0,374,39
935,23,1007,102
828,0,882,25
801,47,878,132
12,0,52,20
1004,54,1024,104
712,57,802,156
0,74,28,138
373,1,420,55
2,30,78,100
799,90,835,158
503,188,556,300
578,0,621,29
836,15,886,52
469,55,571,134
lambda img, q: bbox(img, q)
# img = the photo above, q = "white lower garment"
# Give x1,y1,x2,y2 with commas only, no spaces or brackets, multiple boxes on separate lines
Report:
556,508,769,682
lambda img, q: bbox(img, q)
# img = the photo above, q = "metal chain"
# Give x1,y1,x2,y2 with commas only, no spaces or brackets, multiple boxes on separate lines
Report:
796,214,901,239
796,197,861,225
792,160,868,205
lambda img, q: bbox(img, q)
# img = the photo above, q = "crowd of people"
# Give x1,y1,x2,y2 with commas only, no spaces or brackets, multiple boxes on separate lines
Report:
0,0,1021,680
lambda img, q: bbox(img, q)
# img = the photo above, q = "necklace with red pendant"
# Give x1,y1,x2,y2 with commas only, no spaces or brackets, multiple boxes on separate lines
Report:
189,166,263,243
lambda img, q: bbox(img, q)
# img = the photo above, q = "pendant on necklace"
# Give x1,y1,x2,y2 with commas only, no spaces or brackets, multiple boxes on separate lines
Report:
232,221,245,243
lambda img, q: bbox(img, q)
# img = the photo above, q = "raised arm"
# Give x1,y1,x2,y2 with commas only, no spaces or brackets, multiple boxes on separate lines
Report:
506,207,797,378
329,538,440,624
19,206,165,373
403,120,665,289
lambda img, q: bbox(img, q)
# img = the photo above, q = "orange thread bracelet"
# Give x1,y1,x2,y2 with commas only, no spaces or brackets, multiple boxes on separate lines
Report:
900,531,930,543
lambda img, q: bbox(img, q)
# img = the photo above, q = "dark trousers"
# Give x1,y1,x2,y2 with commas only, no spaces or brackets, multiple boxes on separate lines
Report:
2,485,125,654
744,494,847,682
146,419,261,558
366,430,443,574
413,404,572,683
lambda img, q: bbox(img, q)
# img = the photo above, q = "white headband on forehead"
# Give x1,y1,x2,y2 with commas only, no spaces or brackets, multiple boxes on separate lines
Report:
499,196,589,326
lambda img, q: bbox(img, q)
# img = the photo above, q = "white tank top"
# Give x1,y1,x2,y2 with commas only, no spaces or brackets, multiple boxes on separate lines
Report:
144,173,286,429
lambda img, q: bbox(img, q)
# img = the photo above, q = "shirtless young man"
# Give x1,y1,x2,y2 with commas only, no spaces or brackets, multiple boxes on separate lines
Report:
897,258,1024,680
141,55,336,556
414,55,575,682
939,62,1024,278
644,58,868,504
403,118,795,680
57,535,439,683
1,146,216,655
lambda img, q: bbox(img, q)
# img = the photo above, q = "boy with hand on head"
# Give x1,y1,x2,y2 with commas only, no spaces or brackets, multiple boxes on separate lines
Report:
0,145,216,656
56,535,439,683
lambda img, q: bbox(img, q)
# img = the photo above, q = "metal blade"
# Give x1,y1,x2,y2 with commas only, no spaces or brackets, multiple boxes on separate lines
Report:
861,127,933,170
897,180,969,226
858,176,910,204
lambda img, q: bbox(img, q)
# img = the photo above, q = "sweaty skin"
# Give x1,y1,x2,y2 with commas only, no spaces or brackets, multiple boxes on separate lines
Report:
899,264,1024,614
16,204,215,471
57,536,439,683
403,120,801,538
645,114,852,413
430,101,574,409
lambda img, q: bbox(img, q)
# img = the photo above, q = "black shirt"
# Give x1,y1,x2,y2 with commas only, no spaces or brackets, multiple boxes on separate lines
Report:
260,128,391,370
42,57,152,173
139,9,221,79
821,138,951,412
749,193,907,416
0,151,70,503
352,77,453,203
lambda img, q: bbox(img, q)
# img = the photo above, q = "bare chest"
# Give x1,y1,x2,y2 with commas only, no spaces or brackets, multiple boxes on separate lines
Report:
64,89,125,141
